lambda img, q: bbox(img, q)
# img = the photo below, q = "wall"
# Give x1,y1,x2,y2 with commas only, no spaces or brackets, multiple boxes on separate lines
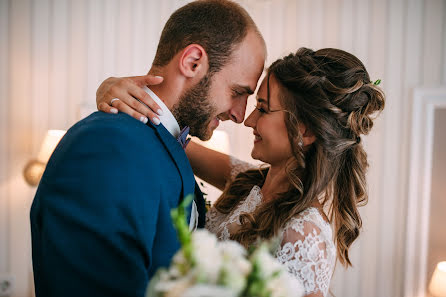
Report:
0,0,445,296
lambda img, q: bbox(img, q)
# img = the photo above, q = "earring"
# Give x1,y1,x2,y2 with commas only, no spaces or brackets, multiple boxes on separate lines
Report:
298,139,304,148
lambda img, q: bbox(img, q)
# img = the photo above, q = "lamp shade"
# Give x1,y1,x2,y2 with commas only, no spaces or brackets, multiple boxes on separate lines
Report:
194,130,230,154
36,130,66,163
24,129,66,186
193,130,230,205
429,261,446,297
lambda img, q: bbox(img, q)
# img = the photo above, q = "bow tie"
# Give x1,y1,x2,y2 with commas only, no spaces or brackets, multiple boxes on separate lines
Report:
177,126,190,149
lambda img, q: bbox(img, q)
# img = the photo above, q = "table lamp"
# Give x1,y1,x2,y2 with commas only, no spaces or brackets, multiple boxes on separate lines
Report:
193,130,230,154
193,130,230,206
429,261,446,297
23,130,66,186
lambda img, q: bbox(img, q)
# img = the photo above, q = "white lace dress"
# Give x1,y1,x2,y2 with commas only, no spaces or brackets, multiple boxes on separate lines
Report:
205,157,336,297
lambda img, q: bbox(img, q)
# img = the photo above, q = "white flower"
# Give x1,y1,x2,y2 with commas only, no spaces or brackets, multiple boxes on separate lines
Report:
191,229,223,283
151,272,194,297
218,240,251,293
268,271,305,297
172,250,186,266
181,284,238,297
219,240,252,276
147,225,305,297
254,247,283,278
218,239,245,257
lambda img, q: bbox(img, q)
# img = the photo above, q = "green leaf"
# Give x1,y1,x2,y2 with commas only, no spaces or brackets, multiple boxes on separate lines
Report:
170,194,195,265
373,79,381,86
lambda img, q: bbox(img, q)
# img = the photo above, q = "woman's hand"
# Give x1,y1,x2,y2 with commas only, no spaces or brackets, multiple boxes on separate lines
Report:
96,74,164,125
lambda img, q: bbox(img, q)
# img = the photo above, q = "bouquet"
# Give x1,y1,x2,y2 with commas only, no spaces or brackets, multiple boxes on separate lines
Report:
146,195,304,297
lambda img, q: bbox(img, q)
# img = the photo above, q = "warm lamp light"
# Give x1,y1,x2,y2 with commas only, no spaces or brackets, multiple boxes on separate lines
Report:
193,130,230,206
193,130,230,154
429,261,446,297
24,130,66,186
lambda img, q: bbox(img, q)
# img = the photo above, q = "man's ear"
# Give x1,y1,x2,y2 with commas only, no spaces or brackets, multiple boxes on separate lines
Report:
178,44,208,78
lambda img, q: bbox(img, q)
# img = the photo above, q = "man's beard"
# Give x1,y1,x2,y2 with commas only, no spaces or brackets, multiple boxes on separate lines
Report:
172,73,217,141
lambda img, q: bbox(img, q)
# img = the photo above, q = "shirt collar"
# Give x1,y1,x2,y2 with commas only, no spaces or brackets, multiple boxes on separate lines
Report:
142,86,181,138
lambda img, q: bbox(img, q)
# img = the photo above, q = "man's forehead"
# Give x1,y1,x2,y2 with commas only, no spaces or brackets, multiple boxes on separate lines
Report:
224,31,266,88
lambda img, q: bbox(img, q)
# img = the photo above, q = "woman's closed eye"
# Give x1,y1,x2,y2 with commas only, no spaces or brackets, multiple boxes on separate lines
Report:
254,105,268,114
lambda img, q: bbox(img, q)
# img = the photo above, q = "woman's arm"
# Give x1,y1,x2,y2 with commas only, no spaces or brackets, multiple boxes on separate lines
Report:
276,214,335,297
186,141,232,191
96,75,233,189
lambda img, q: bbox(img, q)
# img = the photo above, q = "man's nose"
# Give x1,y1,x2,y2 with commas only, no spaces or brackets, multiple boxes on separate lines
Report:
229,97,247,124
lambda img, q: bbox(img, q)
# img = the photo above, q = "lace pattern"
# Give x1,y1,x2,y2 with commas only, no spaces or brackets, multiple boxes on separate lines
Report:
206,156,257,239
229,156,257,180
206,186,262,240
275,208,336,296
205,206,227,237
206,157,336,297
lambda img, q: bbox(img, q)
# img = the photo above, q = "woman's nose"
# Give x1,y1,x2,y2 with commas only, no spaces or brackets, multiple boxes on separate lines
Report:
244,109,257,128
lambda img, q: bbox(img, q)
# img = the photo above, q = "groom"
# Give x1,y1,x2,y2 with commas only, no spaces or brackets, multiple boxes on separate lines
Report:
30,1,265,297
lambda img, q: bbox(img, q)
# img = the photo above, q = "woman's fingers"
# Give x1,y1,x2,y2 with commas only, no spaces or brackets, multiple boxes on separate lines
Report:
110,98,153,125
98,102,118,114
125,83,164,117
137,74,164,87
128,75,164,116
123,93,162,125
96,74,164,125
96,77,120,107
112,93,161,125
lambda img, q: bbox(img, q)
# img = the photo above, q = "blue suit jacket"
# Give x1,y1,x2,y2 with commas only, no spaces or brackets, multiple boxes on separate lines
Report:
30,112,206,297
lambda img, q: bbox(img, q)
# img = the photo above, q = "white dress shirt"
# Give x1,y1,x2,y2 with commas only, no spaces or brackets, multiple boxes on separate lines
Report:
142,87,199,232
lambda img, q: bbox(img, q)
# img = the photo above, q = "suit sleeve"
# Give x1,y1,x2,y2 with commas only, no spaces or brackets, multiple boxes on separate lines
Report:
31,121,162,297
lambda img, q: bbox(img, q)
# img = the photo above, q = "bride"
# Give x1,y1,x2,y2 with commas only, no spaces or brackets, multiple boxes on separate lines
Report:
96,47,385,297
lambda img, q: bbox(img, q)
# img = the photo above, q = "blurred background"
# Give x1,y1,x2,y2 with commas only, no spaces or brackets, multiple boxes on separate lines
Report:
0,0,445,296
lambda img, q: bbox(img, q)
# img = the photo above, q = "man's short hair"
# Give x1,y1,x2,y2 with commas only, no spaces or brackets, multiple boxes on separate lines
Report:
153,0,260,75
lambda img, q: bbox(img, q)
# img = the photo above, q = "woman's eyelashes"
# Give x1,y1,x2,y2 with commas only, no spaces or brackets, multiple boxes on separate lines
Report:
254,105,267,114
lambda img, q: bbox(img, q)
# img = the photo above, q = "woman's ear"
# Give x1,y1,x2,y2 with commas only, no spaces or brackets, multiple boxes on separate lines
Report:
178,44,209,78
299,123,316,146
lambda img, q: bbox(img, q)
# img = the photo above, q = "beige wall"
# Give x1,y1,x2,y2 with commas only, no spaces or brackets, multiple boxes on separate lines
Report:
1,0,446,297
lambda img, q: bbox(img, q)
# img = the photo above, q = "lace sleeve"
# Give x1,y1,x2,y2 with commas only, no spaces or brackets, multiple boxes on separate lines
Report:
275,209,336,297
205,207,226,236
229,156,256,180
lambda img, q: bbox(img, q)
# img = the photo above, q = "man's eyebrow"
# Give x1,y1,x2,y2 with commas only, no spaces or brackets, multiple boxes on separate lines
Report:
234,85,254,95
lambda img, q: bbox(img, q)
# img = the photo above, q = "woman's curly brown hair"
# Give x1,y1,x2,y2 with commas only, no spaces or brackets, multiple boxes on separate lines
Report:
213,47,385,267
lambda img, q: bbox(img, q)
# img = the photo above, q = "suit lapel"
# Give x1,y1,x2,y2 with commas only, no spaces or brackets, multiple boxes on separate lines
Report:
194,182,207,228
151,123,195,202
